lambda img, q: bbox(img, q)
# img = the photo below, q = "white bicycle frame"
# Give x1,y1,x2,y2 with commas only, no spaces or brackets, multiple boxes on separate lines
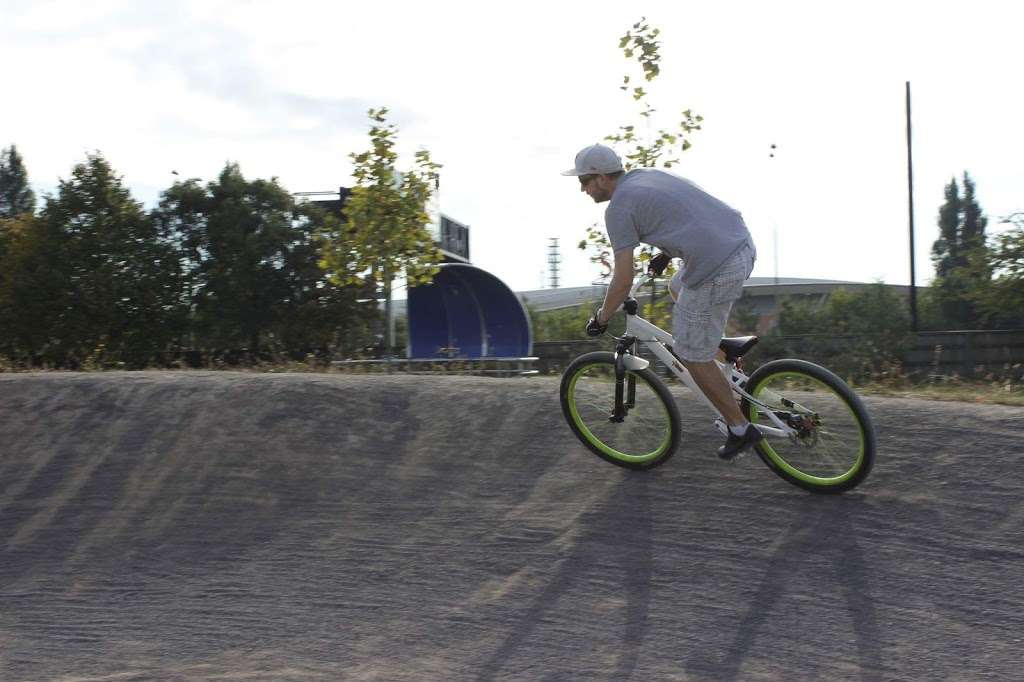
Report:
619,274,796,440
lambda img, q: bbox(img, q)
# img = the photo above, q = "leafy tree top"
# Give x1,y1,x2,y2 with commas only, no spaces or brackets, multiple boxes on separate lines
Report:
933,171,988,278
929,171,992,329
0,145,36,218
580,18,702,280
42,152,151,244
606,17,703,171
320,107,442,289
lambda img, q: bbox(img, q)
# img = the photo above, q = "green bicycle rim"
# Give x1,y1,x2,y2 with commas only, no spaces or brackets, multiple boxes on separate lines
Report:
567,365,672,463
750,371,866,486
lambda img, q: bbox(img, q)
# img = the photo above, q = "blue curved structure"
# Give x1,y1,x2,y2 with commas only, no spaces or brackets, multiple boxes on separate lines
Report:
407,264,532,359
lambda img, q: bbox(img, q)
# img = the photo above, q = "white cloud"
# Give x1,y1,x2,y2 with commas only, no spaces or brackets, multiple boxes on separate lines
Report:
2,0,1022,291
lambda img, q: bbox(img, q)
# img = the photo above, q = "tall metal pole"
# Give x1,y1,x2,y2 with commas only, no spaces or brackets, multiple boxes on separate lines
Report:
769,143,779,286
906,81,919,331
383,264,394,373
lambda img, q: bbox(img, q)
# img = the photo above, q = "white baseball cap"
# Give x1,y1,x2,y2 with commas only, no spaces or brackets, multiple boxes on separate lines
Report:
561,144,624,176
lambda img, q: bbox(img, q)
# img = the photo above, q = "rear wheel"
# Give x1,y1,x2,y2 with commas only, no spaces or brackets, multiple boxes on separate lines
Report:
560,351,681,470
742,359,875,493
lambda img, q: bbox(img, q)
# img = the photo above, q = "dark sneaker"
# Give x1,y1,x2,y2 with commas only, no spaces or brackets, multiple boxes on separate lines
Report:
717,424,764,460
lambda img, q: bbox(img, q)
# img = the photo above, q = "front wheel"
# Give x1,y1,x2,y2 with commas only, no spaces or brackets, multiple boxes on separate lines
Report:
742,359,876,493
560,351,681,470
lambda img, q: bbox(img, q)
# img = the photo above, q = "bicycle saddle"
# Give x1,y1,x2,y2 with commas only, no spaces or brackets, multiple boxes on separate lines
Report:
719,336,759,362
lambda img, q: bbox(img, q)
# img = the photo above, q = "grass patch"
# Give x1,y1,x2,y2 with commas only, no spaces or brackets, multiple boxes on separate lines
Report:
855,380,1024,407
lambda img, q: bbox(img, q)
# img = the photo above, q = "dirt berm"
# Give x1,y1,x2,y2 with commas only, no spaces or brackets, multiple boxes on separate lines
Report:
1,371,1022,680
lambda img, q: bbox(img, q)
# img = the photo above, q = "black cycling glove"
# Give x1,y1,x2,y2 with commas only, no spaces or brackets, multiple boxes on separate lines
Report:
647,252,671,276
586,314,609,337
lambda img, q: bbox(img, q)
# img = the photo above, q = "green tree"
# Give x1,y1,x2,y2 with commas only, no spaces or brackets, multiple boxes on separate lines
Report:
728,293,760,335
0,145,36,218
286,201,381,356
527,303,626,342
151,176,208,345
775,295,828,336
930,172,990,329
761,284,912,381
201,165,296,351
152,164,377,357
320,107,442,357
0,213,65,363
974,212,1024,328
154,165,292,352
776,285,910,338
17,153,181,367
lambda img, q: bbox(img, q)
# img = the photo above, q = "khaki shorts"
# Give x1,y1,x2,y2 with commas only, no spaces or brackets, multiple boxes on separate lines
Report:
669,241,756,362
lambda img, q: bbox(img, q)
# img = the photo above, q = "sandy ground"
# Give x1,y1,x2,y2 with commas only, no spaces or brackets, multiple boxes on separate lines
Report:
0,371,1022,681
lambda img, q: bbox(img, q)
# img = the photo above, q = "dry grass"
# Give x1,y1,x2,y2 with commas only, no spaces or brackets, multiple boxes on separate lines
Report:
855,379,1024,407
4,356,1024,407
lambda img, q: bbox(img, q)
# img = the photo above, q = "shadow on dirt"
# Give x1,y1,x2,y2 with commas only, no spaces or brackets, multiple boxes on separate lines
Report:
685,494,883,681
479,472,652,681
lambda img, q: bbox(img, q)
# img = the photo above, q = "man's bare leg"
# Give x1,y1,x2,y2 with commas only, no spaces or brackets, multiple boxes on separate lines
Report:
669,283,760,456
682,359,745,426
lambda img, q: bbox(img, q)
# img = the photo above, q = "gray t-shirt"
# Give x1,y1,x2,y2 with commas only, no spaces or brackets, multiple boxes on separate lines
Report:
604,168,752,288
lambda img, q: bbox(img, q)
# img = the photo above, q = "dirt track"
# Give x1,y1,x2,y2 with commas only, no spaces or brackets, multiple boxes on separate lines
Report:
1,371,1022,681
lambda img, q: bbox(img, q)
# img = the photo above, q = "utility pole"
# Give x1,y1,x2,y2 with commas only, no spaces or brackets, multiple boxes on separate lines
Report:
906,81,919,331
769,143,779,286
548,238,561,288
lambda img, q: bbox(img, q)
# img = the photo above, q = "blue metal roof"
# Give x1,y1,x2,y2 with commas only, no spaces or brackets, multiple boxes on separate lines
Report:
407,264,532,359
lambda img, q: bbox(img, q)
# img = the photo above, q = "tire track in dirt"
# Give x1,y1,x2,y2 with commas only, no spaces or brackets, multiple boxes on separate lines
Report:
0,372,1022,680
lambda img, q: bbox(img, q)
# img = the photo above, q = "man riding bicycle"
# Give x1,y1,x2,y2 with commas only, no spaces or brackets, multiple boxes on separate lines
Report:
564,143,760,459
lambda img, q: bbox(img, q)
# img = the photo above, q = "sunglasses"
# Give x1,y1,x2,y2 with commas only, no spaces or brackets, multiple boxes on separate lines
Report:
579,174,598,187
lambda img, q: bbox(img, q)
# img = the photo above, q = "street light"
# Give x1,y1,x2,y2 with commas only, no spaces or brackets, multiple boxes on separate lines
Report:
768,143,779,286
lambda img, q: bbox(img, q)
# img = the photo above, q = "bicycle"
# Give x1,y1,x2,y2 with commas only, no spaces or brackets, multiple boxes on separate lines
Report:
559,272,876,494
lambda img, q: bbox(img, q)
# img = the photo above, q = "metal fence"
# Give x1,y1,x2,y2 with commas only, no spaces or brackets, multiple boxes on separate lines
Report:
331,357,539,376
904,330,1024,377
533,330,1024,380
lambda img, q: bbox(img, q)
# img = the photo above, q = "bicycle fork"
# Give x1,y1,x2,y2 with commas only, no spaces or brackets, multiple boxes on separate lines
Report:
610,336,648,423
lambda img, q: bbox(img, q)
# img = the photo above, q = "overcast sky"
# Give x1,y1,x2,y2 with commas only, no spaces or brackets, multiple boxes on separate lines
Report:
2,0,1021,293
